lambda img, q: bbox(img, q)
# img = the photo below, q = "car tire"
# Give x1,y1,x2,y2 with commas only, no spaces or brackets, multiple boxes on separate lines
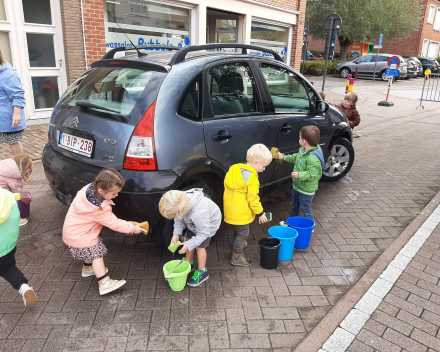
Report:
340,68,350,78
157,180,218,247
321,138,355,182
380,71,388,81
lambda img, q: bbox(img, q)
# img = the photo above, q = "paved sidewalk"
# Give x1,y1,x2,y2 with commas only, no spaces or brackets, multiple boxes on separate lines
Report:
1,77,440,351
0,125,47,161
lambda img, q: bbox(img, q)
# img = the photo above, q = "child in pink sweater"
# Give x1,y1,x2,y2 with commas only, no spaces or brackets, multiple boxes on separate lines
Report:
63,168,143,295
0,154,32,226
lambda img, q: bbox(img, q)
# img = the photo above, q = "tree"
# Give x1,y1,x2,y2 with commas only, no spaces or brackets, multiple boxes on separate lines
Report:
305,0,424,59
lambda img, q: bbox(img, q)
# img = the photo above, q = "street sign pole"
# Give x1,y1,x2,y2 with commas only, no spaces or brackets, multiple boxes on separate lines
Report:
372,34,383,82
322,17,334,92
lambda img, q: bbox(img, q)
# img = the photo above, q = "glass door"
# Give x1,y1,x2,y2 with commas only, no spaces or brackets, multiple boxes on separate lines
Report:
206,8,240,52
15,0,67,120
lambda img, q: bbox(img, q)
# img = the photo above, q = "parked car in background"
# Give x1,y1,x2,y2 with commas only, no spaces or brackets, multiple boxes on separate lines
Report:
306,51,324,60
42,43,354,246
336,54,408,81
418,57,439,75
404,56,423,77
402,58,417,79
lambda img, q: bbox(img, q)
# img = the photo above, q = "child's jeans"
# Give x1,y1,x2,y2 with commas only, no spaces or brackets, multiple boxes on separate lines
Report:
0,247,28,290
232,224,249,254
290,189,313,220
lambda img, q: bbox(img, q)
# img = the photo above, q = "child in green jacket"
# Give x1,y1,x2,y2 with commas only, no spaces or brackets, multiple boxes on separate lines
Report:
276,126,325,224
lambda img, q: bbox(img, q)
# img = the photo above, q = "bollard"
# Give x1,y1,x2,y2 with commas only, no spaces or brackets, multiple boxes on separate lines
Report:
345,75,355,94
355,67,358,80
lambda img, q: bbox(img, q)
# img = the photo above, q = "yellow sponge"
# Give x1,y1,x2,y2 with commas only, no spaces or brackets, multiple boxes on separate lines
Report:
128,221,149,235
270,147,283,164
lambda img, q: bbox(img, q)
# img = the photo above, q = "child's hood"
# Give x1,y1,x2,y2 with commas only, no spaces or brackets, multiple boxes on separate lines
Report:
224,163,257,190
185,188,205,209
0,159,22,180
71,184,113,214
310,146,326,169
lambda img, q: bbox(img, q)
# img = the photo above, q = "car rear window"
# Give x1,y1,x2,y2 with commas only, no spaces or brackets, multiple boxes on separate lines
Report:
58,67,167,124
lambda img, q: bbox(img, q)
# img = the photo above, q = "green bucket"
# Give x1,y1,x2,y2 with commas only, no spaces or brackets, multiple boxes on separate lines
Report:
163,260,191,291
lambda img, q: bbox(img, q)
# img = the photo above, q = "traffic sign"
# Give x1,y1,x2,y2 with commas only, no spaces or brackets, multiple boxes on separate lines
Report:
385,69,400,76
324,13,342,32
387,56,401,68
379,34,383,46
374,45,382,49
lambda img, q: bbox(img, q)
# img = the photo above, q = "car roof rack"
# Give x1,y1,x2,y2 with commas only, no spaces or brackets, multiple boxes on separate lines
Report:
102,45,180,60
169,43,284,65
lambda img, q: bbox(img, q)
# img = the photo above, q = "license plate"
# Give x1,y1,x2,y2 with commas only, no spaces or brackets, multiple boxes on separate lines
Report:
58,132,93,157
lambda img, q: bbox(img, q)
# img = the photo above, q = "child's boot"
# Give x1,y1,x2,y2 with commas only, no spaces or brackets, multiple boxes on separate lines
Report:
18,284,37,307
98,276,126,295
82,265,108,277
230,252,253,266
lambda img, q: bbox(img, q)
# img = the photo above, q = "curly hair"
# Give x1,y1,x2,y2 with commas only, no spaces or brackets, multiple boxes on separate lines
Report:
13,154,33,183
92,168,125,210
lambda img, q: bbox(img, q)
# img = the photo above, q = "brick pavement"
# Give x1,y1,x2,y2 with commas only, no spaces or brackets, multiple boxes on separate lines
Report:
346,220,440,352
0,82,440,351
0,125,47,161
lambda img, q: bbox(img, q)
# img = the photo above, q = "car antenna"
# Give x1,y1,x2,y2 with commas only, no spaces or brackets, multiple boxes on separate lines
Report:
106,10,147,58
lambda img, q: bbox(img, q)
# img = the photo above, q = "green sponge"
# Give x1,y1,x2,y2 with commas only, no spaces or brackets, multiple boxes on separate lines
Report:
168,241,182,253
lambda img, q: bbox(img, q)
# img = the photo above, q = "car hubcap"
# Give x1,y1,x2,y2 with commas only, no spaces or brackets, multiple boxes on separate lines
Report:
323,144,350,177
341,70,348,77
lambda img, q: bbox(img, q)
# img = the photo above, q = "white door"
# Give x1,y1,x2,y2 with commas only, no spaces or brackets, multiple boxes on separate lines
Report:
0,0,68,120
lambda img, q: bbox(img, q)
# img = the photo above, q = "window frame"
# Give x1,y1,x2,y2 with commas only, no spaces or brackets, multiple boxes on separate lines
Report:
255,60,318,115
428,4,436,24
177,73,202,122
202,59,268,121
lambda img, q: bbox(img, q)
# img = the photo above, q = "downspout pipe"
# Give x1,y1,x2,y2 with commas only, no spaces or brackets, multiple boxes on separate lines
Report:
80,0,88,70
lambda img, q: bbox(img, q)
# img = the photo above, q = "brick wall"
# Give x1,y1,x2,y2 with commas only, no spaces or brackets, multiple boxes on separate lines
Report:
82,0,107,67
60,0,86,84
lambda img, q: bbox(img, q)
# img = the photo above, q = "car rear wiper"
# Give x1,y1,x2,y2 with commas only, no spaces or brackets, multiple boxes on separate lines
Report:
75,101,120,114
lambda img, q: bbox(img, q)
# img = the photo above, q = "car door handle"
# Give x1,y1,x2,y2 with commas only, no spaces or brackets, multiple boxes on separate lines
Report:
212,134,232,141
279,125,293,132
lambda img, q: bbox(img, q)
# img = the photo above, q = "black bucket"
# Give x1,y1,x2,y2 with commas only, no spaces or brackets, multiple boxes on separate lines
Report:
259,237,281,270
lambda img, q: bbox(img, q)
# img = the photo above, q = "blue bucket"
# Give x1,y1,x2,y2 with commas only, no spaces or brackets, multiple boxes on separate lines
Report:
268,226,298,261
286,217,315,249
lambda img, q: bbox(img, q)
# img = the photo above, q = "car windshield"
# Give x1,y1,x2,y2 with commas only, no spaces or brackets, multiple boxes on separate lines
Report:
58,67,167,124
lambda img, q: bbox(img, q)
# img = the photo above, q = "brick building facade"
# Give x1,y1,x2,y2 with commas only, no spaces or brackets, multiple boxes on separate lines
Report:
59,0,307,84
307,0,440,59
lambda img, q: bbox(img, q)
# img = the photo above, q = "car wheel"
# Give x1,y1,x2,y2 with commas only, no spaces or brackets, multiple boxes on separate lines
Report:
340,68,350,78
157,180,218,247
380,71,388,81
321,138,355,182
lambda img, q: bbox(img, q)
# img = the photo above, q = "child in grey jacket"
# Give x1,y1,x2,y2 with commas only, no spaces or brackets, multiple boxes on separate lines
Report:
159,188,221,287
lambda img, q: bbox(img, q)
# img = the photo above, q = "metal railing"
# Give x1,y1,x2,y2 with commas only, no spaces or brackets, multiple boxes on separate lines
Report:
418,73,440,109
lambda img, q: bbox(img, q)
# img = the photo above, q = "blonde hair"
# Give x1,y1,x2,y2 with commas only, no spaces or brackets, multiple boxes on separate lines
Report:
344,92,358,105
246,144,272,164
93,168,125,210
159,190,190,219
13,154,33,183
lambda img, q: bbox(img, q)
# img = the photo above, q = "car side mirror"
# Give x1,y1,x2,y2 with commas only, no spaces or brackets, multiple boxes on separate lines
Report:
316,101,329,114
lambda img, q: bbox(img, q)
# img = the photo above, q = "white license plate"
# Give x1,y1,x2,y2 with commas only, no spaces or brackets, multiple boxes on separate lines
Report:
58,132,93,157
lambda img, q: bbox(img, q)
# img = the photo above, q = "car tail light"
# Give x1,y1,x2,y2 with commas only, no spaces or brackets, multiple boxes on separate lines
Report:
123,101,157,170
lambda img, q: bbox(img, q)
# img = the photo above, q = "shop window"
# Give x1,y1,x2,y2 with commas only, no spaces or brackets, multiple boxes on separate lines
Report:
0,0,6,21
0,32,12,65
428,5,436,24
22,0,52,25
32,76,59,109
260,63,310,114
250,21,290,62
104,0,191,52
27,33,56,67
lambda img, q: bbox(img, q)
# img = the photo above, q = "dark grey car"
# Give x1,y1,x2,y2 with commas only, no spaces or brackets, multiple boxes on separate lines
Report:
42,44,354,245
337,54,408,80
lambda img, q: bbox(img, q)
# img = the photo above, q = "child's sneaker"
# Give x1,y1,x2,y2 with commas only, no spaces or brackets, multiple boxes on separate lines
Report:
230,253,253,266
279,221,287,227
19,218,28,227
18,284,37,307
98,276,126,295
187,268,209,287
82,266,108,277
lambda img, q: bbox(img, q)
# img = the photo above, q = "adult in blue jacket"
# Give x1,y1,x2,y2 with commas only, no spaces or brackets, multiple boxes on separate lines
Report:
0,50,26,155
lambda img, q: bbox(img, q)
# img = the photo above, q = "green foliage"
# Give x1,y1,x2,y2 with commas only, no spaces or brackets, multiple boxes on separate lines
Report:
300,61,342,76
310,50,340,58
436,56,440,63
306,0,424,58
